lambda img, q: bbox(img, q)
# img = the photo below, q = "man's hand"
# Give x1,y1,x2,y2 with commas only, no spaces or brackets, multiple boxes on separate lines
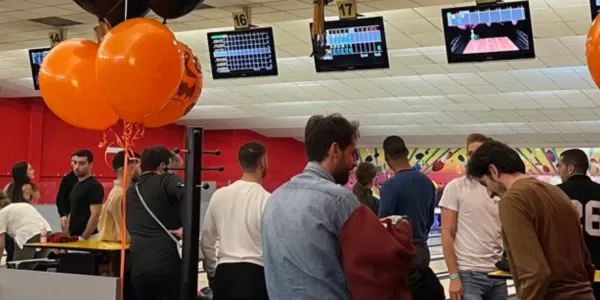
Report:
169,228,183,239
60,217,67,228
207,276,216,289
449,277,463,300
379,215,410,224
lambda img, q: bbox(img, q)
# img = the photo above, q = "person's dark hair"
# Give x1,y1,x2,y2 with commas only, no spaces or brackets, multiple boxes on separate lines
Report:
304,114,359,162
238,141,266,172
140,146,173,173
112,151,141,172
560,149,589,174
383,136,408,159
7,161,36,203
0,191,10,209
467,140,526,178
352,162,377,199
466,133,493,146
73,149,94,163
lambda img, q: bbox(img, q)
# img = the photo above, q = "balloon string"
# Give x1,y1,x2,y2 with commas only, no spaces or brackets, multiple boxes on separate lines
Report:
97,120,145,300
124,0,128,21
119,138,129,300
103,17,113,30
99,127,116,171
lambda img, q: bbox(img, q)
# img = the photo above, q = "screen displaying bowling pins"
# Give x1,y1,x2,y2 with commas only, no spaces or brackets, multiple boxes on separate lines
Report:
441,0,535,64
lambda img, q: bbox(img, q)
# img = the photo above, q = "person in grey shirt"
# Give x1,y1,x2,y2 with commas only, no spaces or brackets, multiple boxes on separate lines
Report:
261,113,360,300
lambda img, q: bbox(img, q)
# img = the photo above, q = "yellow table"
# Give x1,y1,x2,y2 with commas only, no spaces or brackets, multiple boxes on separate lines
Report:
24,240,130,276
488,270,600,282
24,240,128,252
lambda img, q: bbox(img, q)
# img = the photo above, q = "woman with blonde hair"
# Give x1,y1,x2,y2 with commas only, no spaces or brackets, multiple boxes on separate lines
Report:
352,162,379,215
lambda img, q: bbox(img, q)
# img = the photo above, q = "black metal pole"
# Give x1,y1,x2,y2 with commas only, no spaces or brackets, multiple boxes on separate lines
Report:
181,127,203,300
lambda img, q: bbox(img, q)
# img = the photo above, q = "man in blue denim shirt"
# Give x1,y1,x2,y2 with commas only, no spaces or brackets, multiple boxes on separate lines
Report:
261,114,360,300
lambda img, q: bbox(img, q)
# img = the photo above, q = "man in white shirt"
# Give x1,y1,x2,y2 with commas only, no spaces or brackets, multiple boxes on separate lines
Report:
440,134,507,300
201,141,271,300
0,192,52,261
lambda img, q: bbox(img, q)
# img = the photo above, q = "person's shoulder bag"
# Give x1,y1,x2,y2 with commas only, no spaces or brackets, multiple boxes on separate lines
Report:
135,184,183,258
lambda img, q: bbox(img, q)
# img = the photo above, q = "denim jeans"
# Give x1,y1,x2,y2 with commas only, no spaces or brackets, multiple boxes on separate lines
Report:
459,270,508,300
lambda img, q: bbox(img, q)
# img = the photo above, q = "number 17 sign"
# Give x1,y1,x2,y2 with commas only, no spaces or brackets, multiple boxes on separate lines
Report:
337,0,357,20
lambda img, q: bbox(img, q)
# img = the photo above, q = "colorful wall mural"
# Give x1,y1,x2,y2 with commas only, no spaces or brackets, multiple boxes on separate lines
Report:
347,147,600,189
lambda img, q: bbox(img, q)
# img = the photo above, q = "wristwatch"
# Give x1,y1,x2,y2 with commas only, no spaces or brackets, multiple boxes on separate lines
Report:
449,273,460,280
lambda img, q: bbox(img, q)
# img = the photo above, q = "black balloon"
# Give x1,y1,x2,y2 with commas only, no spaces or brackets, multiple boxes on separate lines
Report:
72,0,123,17
149,0,204,19
105,0,151,27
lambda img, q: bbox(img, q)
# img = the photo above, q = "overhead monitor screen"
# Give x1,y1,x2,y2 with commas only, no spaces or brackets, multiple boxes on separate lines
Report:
442,1,535,63
311,16,390,72
207,27,278,79
591,0,600,21
28,47,50,90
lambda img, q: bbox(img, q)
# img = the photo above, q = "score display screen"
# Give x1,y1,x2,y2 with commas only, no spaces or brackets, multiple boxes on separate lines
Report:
442,1,535,63
591,0,600,21
312,17,389,72
207,27,278,79
28,47,50,90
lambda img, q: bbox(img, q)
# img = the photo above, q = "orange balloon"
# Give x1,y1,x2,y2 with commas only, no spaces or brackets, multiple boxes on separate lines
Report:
587,18,600,88
144,42,203,128
96,18,184,122
39,39,118,130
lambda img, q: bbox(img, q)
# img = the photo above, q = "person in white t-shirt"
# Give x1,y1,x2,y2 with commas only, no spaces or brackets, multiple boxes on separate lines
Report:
0,192,52,261
201,141,271,300
440,134,507,300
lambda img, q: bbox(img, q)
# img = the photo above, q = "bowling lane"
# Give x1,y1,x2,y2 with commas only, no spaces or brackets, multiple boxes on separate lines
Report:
430,258,448,274
430,245,443,257
428,235,441,246
463,37,519,54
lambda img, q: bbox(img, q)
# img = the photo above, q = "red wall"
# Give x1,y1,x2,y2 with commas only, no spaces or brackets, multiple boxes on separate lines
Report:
0,97,186,204
0,98,308,205
203,130,307,192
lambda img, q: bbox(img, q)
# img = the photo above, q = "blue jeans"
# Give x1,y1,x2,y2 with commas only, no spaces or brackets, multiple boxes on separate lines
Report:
459,270,508,300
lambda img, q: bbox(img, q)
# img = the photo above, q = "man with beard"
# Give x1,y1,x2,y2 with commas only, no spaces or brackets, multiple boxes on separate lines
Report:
99,150,141,243
201,141,271,300
556,149,600,299
379,135,436,267
467,140,595,300
99,151,141,300
261,114,360,299
126,146,185,300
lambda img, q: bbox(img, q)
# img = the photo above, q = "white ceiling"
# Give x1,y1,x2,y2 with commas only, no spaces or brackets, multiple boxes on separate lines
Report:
1,0,600,147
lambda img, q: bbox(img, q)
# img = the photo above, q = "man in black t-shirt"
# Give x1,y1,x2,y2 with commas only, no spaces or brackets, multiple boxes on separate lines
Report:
68,149,104,239
126,146,184,300
557,148,600,299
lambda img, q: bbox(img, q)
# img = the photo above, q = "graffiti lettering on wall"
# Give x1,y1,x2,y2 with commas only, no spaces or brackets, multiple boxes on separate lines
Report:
348,147,600,189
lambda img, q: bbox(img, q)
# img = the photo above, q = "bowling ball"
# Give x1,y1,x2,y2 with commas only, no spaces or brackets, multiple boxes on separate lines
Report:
544,150,556,162
432,160,445,172
542,165,550,173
